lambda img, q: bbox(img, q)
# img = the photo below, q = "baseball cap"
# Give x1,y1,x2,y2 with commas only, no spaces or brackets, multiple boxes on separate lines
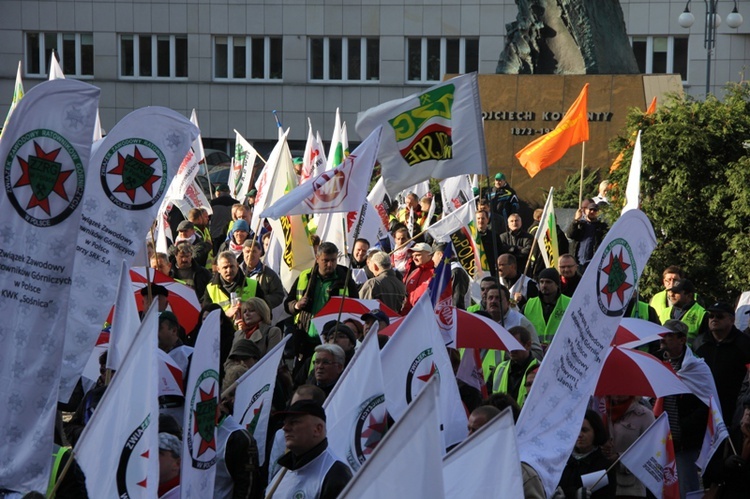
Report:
409,242,433,254
215,183,230,192
361,309,390,325
663,319,688,336
494,173,506,180
668,279,695,295
706,302,735,316
275,399,326,422
247,189,257,197
159,433,182,456
176,220,194,232
228,339,262,360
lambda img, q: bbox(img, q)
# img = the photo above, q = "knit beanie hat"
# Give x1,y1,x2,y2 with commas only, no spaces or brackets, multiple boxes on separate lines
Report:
538,267,561,287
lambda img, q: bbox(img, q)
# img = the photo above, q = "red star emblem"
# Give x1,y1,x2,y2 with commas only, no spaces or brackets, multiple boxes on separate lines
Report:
361,412,389,454
192,385,218,457
417,362,437,383
14,142,72,215
108,146,160,202
600,249,632,305
136,450,150,488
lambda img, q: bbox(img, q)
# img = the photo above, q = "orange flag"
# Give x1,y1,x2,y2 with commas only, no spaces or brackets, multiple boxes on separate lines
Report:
516,84,589,178
610,96,657,172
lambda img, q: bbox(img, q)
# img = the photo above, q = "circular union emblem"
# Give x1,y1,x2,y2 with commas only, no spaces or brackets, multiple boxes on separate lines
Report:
4,129,85,227
187,369,219,469
595,238,637,317
116,415,152,497
99,138,167,210
405,348,439,403
350,394,389,470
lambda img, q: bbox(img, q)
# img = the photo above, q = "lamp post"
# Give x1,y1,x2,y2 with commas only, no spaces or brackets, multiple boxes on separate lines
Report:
678,0,744,96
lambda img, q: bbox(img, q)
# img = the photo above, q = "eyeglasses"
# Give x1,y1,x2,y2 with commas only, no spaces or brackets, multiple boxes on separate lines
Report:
314,359,336,366
587,207,599,212
708,313,728,320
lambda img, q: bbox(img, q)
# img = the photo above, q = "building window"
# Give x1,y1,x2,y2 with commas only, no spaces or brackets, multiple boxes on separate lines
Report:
119,34,188,79
214,36,282,80
631,36,688,82
25,32,94,77
309,37,379,82
406,38,479,83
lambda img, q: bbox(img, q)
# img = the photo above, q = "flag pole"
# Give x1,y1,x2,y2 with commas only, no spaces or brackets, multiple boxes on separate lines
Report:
47,448,77,498
578,142,586,210
335,210,361,324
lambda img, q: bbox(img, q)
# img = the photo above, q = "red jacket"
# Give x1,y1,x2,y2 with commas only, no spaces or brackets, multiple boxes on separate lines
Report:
401,260,435,313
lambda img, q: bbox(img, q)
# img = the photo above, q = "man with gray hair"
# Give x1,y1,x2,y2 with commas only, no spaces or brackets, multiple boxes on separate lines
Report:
359,250,407,312
310,344,346,397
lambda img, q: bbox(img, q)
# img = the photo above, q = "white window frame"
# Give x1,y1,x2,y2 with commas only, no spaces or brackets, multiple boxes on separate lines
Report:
25,32,94,78
213,35,282,81
118,34,188,80
308,37,379,83
630,35,689,84
406,37,479,84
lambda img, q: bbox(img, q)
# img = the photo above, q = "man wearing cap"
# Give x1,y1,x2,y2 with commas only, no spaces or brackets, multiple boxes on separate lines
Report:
244,188,257,211
485,172,519,233
523,268,571,345
224,338,262,372
173,219,212,269
269,400,352,499
158,432,182,498
655,319,712,497
658,279,707,344
401,242,435,314
566,198,608,270
203,251,265,318
361,309,390,337
694,302,750,426
170,241,213,300
359,250,407,313
496,253,538,311
210,183,240,255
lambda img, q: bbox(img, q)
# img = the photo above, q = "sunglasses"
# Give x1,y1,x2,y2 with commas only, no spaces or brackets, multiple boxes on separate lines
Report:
708,313,728,319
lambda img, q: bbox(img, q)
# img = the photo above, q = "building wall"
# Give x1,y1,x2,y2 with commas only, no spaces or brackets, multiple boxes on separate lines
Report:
0,0,748,150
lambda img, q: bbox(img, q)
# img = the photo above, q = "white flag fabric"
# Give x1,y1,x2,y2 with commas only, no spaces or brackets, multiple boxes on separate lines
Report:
534,187,560,269
107,260,141,370
338,378,445,499
260,127,382,218
1,61,25,138
426,200,475,243
232,130,259,200
326,108,345,170
48,52,65,80
696,395,729,474
0,78,99,494
622,131,642,214
181,309,221,497
158,348,185,398
154,203,172,254
249,130,293,232
166,145,200,202
76,304,160,499
516,210,657,497
443,408,524,498
367,177,396,247
171,179,213,217
380,293,468,449
324,330,388,472
356,73,487,196
301,118,326,184
439,175,473,215
93,110,103,142
619,413,680,499
59,107,199,402
233,335,290,467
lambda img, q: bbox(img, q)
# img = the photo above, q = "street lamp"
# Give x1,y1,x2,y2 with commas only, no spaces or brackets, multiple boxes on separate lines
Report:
678,0,744,96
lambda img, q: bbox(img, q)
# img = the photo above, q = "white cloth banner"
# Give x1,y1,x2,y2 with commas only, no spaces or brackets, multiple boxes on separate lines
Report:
622,131,642,214
426,200,475,243
261,127,382,218
233,335,290,467
439,175,473,215
338,378,445,498
0,78,99,494
696,395,730,474
443,408,524,498
301,118,326,184
181,310,221,497
59,107,198,402
380,293,468,449
171,180,213,217
324,330,388,472
233,130,259,200
356,73,487,196
516,210,657,497
107,260,141,370
76,304,160,499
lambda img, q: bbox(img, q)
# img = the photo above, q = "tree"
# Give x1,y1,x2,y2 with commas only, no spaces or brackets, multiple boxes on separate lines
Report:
607,82,750,303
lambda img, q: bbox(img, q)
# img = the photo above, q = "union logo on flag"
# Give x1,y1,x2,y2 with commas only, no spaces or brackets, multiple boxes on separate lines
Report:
302,164,352,211
99,139,167,210
596,238,637,316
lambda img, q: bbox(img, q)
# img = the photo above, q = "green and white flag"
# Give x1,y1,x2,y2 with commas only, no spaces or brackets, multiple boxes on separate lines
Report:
0,61,24,139
0,78,99,494
229,129,259,199
534,187,560,269
59,106,199,402
326,107,345,170
356,72,487,196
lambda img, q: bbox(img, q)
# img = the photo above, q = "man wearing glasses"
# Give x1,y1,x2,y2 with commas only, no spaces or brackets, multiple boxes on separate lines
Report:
566,198,608,271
